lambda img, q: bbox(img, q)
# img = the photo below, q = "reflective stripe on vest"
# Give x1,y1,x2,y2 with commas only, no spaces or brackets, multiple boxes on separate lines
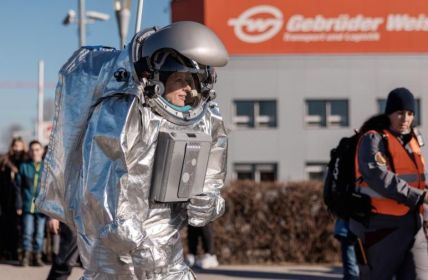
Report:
355,129,425,216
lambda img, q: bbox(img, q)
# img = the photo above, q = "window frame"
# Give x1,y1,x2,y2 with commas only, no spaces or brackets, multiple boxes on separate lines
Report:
305,99,349,128
305,162,328,181
234,162,278,182
233,100,278,129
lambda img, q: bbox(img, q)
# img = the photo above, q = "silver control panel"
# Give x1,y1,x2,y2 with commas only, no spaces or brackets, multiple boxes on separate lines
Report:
150,129,212,202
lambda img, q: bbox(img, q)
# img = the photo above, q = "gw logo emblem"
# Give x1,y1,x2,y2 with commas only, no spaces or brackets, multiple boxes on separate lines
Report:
228,5,284,43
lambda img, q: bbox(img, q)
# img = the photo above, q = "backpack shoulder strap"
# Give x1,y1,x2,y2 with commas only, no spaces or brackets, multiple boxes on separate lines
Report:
377,130,395,173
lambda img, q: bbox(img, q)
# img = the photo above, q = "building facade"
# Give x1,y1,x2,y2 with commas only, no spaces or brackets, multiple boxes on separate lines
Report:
171,0,428,181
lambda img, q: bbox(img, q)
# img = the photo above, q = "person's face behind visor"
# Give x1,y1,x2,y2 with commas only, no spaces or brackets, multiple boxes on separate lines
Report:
164,72,196,107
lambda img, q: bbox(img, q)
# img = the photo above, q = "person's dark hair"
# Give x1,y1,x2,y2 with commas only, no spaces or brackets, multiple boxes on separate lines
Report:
359,114,391,134
10,136,23,145
0,137,27,170
29,140,42,149
8,136,25,156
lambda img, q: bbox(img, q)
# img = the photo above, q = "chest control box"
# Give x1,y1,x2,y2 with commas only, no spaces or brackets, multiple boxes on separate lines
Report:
150,129,212,202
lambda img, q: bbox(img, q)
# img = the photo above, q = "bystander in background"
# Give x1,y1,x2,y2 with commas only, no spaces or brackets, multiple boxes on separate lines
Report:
185,224,219,269
0,137,27,261
16,140,46,266
351,88,428,278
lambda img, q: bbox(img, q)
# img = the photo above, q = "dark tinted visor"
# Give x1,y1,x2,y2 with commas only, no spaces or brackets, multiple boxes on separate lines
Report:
154,52,213,85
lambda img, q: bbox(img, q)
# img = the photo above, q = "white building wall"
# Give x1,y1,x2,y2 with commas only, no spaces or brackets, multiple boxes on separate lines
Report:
214,55,428,181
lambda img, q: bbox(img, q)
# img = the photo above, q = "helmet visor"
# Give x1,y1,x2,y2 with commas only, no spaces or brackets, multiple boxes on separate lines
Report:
154,52,213,87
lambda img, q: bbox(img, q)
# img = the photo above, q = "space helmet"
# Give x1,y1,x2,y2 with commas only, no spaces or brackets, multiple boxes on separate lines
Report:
129,21,229,125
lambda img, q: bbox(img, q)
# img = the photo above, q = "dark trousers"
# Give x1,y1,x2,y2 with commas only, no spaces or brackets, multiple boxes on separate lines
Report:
0,210,20,259
187,224,214,255
47,223,78,280
358,212,428,280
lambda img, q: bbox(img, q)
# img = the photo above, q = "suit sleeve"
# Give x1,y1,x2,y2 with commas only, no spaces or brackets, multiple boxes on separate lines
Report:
187,103,228,226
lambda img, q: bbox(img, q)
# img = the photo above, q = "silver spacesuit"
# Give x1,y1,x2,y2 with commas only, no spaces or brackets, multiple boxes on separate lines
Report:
36,21,229,279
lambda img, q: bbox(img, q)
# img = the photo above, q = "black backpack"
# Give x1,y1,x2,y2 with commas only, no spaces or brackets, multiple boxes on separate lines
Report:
323,132,374,222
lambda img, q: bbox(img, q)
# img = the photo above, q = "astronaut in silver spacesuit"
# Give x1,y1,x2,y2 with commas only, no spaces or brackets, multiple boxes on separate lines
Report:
37,21,229,279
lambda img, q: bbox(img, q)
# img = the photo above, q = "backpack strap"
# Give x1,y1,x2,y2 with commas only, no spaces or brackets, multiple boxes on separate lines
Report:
378,131,395,173
412,127,425,147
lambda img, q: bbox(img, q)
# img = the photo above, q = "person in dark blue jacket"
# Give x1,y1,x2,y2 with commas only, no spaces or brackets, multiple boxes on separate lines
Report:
16,140,45,266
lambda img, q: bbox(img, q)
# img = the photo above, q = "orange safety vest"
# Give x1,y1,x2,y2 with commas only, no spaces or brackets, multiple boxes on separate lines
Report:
355,129,425,216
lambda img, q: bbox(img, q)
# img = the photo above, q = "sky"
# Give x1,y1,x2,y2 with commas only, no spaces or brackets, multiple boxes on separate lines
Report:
0,0,171,151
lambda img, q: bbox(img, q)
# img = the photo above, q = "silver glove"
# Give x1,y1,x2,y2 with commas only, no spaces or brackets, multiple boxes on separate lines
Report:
187,192,225,226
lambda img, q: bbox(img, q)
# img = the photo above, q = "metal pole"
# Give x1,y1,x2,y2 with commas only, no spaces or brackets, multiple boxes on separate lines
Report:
78,0,86,47
121,8,131,48
135,0,144,33
115,3,131,48
37,60,44,142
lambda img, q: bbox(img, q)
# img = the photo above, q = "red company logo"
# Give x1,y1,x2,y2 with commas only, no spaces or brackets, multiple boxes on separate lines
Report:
228,5,284,43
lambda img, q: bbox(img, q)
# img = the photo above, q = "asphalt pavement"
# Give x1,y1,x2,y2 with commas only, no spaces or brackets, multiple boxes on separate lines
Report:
0,262,342,280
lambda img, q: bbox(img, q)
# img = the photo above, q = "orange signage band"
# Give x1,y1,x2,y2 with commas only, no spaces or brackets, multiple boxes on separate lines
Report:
197,0,428,54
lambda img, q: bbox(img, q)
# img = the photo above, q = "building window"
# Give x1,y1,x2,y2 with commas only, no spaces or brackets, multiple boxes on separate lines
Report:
305,100,349,128
234,163,277,182
377,98,421,126
233,100,277,128
305,162,328,181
